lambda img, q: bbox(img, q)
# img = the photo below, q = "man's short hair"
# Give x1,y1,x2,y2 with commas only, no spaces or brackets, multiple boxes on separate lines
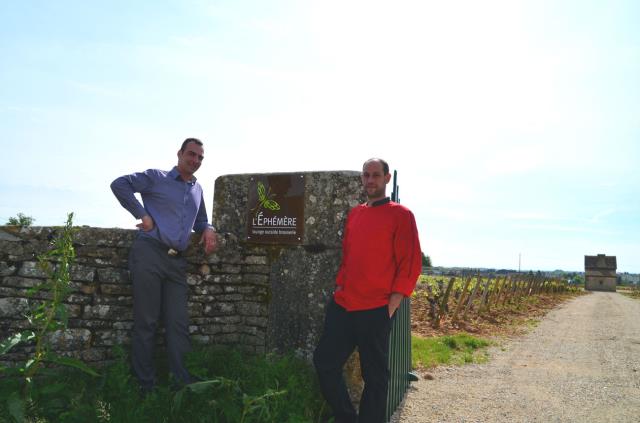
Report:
180,138,203,152
363,158,390,175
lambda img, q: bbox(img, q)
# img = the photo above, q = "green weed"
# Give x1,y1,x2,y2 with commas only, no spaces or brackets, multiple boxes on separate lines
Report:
1,213,100,422
412,333,490,369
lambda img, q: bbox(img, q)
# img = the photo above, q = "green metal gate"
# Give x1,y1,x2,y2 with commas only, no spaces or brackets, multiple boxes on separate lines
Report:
386,296,414,421
385,170,416,421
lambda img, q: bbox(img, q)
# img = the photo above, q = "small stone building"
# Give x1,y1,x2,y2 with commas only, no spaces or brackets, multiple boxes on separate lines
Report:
584,254,617,292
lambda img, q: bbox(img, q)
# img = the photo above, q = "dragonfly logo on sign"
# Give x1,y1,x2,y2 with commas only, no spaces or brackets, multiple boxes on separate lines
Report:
252,182,280,213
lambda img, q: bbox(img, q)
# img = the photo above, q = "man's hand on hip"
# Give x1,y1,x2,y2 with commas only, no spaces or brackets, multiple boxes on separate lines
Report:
136,215,154,232
201,227,218,255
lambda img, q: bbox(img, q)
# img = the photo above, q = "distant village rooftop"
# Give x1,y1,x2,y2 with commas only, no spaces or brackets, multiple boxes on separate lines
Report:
584,254,617,271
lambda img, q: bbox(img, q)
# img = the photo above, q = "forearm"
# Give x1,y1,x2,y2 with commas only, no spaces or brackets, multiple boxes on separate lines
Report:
192,194,212,232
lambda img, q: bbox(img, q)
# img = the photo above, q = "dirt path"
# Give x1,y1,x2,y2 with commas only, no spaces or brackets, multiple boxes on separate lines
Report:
392,292,640,422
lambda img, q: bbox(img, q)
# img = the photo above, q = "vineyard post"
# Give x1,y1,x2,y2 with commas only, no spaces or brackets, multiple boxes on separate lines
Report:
517,276,529,306
532,274,543,295
502,275,516,306
516,275,526,299
462,272,482,321
434,277,455,328
441,278,454,314
539,275,547,295
489,276,504,312
544,277,551,294
502,275,516,307
492,276,507,309
521,275,532,299
511,276,522,307
478,276,493,315
534,274,543,295
451,274,472,323
543,274,551,294
525,274,535,296
426,283,437,319
516,276,528,303
539,276,547,295
511,276,521,303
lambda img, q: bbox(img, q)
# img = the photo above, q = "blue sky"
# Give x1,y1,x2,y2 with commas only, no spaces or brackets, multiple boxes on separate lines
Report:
1,0,639,273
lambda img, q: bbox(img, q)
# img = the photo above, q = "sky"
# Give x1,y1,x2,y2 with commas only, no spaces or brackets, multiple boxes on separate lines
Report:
1,0,639,273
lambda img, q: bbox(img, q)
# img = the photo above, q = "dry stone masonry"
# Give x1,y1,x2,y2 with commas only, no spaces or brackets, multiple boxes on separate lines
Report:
1,171,364,367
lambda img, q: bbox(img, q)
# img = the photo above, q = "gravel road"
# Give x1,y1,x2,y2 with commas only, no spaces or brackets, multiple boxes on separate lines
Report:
391,291,640,422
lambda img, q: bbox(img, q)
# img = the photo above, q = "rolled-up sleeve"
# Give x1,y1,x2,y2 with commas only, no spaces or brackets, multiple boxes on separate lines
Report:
110,172,152,219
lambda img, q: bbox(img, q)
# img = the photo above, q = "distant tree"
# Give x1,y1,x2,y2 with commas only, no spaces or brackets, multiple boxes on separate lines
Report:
6,213,35,227
571,274,584,285
421,252,432,268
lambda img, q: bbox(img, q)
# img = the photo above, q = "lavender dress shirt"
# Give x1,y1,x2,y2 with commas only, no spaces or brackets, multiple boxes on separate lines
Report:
111,166,212,251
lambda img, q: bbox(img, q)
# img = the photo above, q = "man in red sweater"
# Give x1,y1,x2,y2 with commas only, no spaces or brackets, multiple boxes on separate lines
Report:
313,158,422,423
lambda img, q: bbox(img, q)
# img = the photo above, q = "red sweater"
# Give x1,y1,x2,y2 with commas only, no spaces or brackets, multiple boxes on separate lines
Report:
334,199,422,311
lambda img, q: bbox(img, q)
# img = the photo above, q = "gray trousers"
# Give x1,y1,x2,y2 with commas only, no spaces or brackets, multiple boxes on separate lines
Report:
128,236,192,389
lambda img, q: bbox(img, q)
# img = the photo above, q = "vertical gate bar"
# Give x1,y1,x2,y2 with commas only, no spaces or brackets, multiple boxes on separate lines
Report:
386,296,412,422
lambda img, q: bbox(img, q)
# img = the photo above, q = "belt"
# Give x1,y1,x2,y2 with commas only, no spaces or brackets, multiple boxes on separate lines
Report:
140,235,183,257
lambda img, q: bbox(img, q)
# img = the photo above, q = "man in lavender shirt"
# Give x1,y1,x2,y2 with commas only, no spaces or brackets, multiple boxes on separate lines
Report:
111,138,217,393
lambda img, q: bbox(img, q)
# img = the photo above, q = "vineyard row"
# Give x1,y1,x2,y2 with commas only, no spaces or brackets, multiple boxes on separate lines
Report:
413,273,579,328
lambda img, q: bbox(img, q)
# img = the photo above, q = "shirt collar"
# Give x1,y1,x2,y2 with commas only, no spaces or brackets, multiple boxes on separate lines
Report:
368,197,391,207
169,166,197,183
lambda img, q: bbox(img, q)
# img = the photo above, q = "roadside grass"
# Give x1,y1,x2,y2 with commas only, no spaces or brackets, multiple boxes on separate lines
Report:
0,345,327,423
412,333,490,369
618,286,640,300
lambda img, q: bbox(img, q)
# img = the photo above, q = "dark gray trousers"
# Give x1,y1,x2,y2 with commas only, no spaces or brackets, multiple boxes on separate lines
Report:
128,236,192,390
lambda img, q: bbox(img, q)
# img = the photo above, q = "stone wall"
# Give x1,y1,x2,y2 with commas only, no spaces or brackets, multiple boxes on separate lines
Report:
585,271,617,292
0,171,363,366
213,171,364,358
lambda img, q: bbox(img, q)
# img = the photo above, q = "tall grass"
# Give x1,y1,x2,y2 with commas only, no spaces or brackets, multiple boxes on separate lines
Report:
0,345,327,423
